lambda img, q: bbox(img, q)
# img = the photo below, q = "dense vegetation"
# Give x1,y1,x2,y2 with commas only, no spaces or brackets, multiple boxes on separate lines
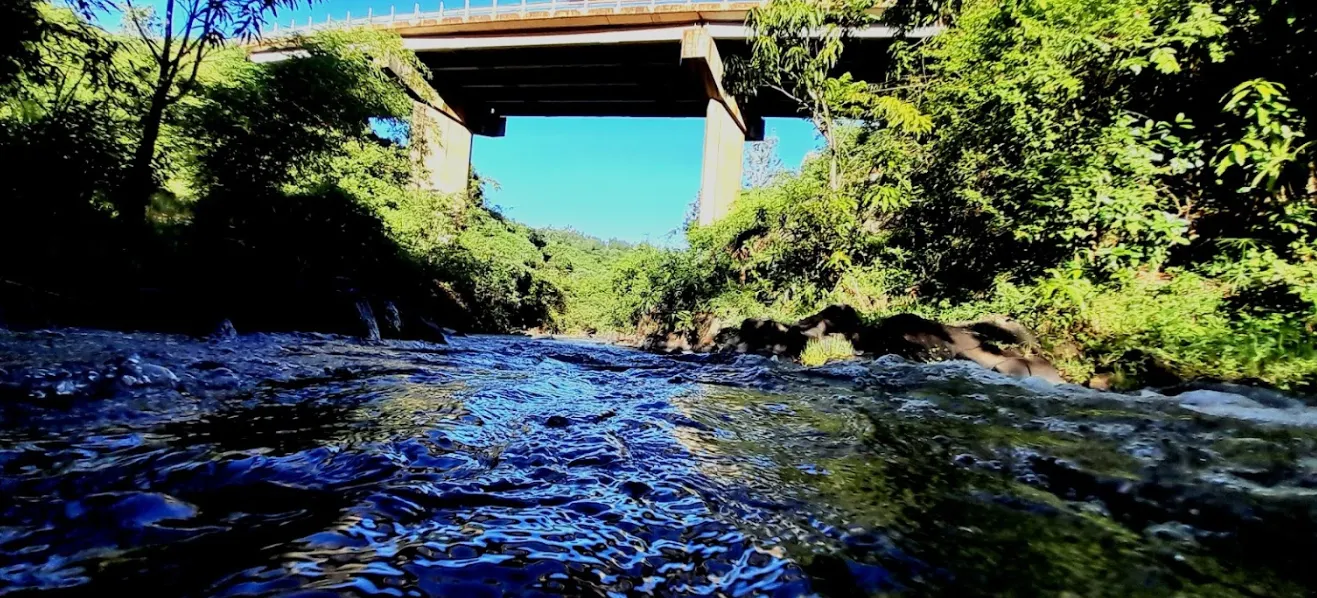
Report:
632,0,1317,390
2,0,1314,392
0,1,642,336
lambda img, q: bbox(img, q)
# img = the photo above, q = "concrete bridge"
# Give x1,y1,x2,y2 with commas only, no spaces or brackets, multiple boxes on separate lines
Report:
252,0,930,224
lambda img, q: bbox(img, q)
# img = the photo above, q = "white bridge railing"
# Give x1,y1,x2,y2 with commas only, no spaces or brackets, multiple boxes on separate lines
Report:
271,0,767,35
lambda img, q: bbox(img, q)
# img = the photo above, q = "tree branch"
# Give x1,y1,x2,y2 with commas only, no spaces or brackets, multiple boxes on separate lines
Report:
173,0,204,63
160,0,176,61
166,0,214,103
123,0,162,61
766,83,805,107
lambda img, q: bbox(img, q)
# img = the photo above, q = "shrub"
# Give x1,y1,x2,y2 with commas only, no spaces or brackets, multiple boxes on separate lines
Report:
801,334,857,367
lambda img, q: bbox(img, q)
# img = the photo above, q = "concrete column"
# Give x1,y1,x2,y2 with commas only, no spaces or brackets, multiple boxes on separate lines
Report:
411,100,473,195
699,99,745,226
683,25,755,226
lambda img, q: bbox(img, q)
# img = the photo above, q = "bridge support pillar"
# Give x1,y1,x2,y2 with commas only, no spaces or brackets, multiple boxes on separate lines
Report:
699,100,744,226
411,101,472,195
683,25,760,225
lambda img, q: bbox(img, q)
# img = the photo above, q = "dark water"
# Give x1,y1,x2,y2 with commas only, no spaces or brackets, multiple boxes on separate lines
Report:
2,330,1317,596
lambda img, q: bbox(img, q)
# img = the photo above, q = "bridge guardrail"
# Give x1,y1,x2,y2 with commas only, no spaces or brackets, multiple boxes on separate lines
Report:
270,0,770,36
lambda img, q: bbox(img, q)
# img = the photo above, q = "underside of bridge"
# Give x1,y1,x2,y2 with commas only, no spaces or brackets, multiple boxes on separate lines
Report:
254,13,907,224
403,26,897,224
416,38,894,120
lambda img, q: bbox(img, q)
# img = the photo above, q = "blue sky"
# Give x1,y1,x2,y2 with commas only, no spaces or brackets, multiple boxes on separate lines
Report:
473,118,818,244
107,0,823,243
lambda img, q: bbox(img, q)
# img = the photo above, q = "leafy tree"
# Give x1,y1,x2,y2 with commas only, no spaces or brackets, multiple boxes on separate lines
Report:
77,0,309,224
618,0,1317,388
184,30,416,195
0,0,46,88
743,134,787,189
0,4,120,117
731,0,929,190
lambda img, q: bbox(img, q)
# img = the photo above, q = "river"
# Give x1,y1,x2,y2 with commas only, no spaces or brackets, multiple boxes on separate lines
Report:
1,329,1315,596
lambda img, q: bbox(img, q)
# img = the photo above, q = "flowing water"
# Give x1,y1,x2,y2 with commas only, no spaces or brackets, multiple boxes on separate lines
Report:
2,329,1316,596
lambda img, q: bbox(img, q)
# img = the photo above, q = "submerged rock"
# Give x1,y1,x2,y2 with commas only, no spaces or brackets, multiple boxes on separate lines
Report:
1167,381,1307,409
210,319,239,342
1177,389,1266,409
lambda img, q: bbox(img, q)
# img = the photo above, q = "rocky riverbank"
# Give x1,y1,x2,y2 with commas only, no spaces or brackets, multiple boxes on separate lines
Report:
637,305,1066,384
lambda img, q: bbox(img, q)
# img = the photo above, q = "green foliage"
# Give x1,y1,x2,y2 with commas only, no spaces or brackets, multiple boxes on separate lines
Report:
800,334,856,366
0,0,49,88
892,0,1233,290
609,245,721,333
1214,79,1313,226
186,32,415,194
622,0,1317,388
923,270,1317,387
79,0,314,225
0,12,639,335
733,0,927,189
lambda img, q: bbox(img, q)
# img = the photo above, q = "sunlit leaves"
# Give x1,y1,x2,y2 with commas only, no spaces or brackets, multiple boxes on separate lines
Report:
733,0,895,188
185,29,415,193
1214,79,1313,195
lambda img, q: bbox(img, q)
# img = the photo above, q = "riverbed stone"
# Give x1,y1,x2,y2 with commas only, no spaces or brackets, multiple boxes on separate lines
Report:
1178,390,1266,409
707,306,1066,384
137,363,179,385
210,319,238,342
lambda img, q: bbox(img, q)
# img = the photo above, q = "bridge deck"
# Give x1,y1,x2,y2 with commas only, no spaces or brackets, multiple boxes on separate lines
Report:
413,38,894,118
261,0,906,120
271,0,768,36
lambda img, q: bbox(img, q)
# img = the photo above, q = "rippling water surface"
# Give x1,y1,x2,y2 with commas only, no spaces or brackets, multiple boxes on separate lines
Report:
2,330,1316,596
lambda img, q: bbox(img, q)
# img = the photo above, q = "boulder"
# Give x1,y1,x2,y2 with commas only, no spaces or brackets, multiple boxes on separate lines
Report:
381,301,404,337
795,304,865,341
717,318,809,357
411,316,449,344
706,305,1066,384
1087,372,1116,391
640,332,690,353
987,354,1064,384
959,316,1041,350
690,313,722,352
210,319,239,342
636,313,721,353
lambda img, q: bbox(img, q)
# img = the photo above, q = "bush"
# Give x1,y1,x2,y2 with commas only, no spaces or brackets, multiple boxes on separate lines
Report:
604,0,1317,387
801,334,857,367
